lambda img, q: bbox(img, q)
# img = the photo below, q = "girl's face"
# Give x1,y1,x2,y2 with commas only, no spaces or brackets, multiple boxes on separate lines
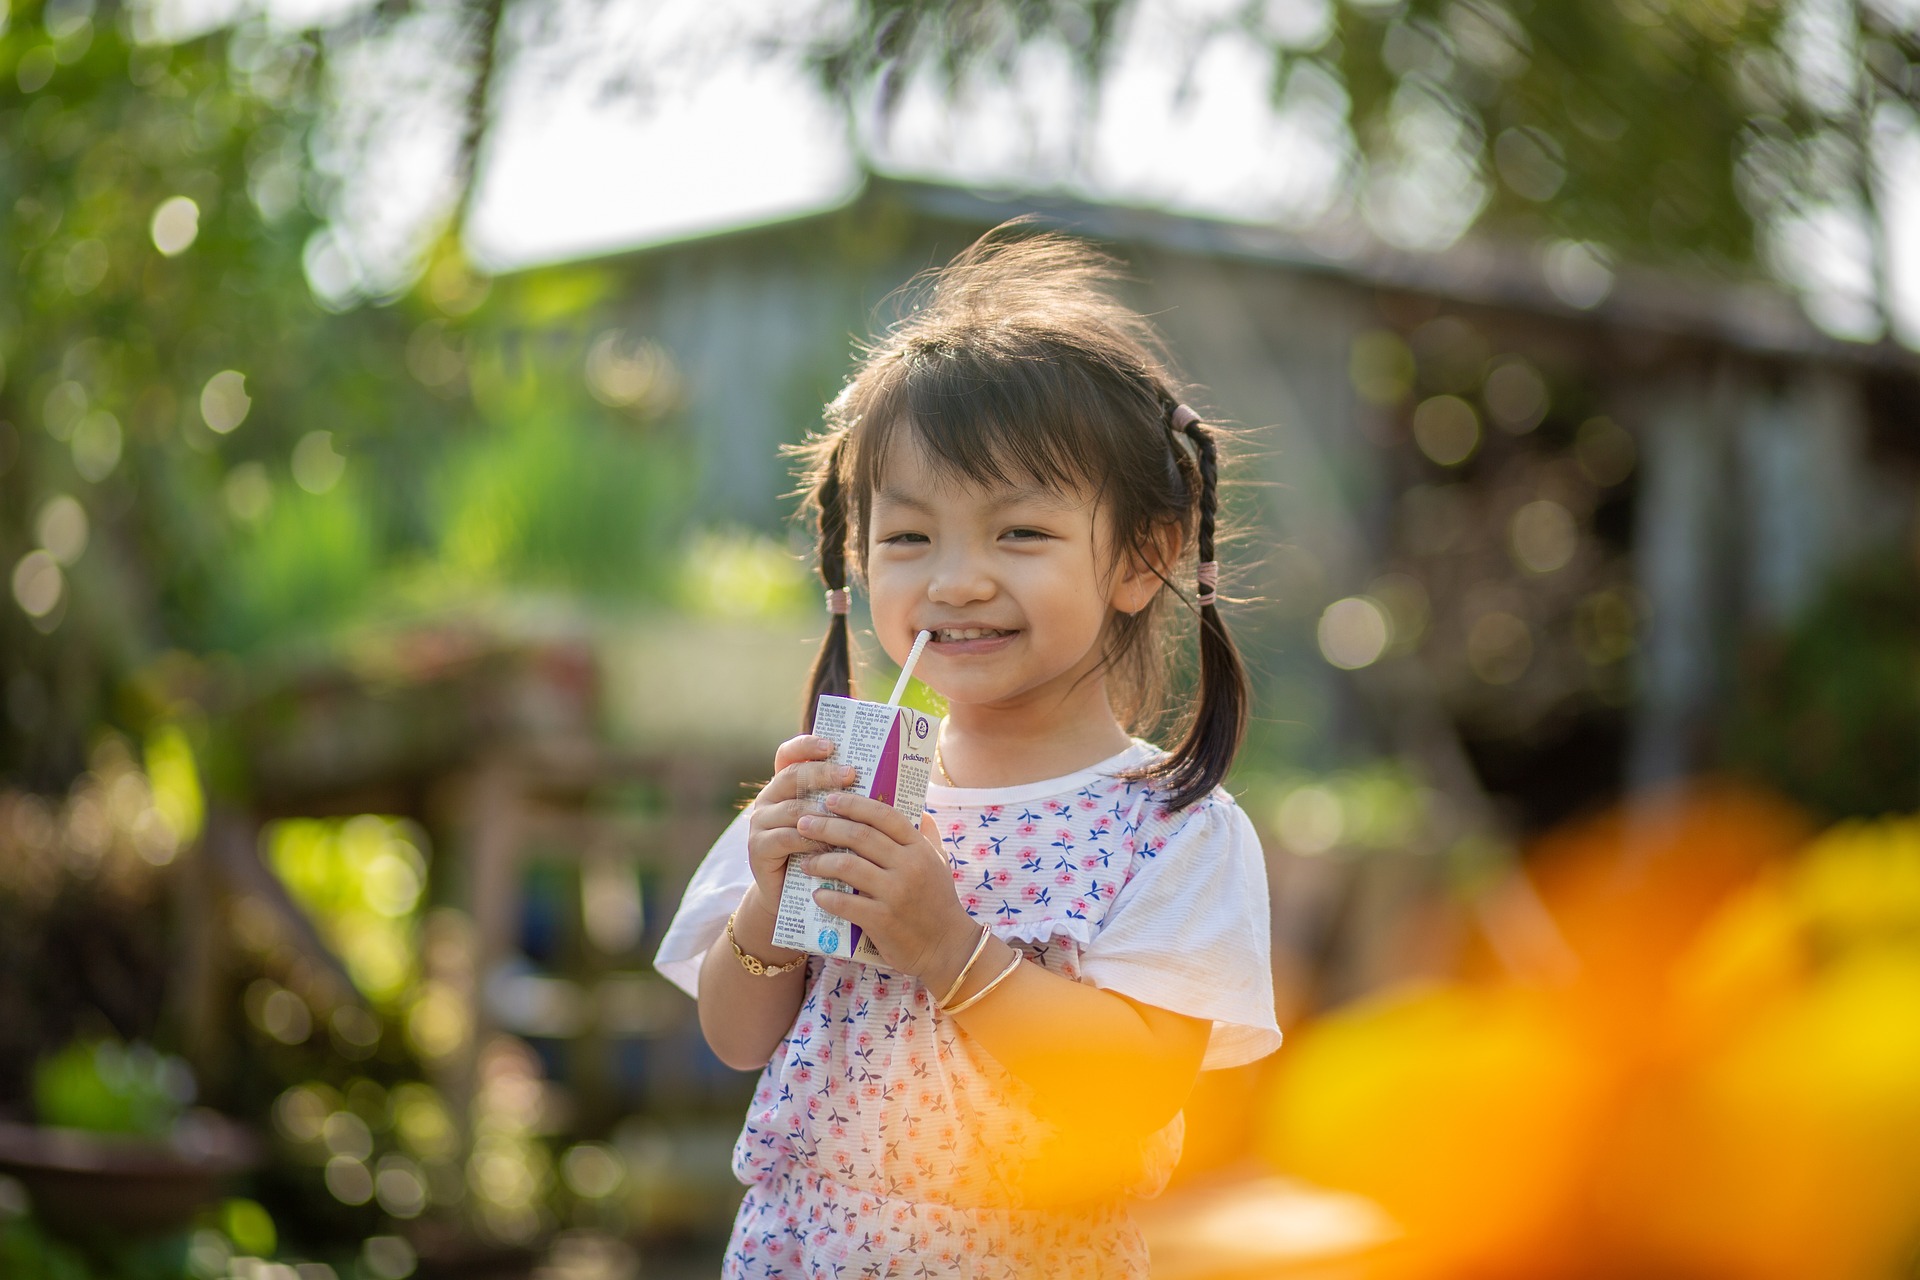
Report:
864,435,1165,715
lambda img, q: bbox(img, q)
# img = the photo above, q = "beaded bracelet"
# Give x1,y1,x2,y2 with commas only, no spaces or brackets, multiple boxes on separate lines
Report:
727,911,805,977
942,950,1022,1016
935,925,993,1009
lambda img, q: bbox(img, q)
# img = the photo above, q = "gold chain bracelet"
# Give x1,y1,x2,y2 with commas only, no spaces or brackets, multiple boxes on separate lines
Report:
727,911,806,977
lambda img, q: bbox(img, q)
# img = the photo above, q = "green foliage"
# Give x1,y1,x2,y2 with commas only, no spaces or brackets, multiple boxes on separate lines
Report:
0,1216,89,1280
1238,759,1439,856
31,1039,191,1137
0,5,701,782
810,0,1128,105
433,411,692,599
0,1215,183,1280
0,1202,274,1280
0,3,381,774
1330,0,1777,267
672,528,816,623
1727,552,1920,820
217,1199,275,1259
266,816,426,1007
813,0,1919,286
212,480,381,654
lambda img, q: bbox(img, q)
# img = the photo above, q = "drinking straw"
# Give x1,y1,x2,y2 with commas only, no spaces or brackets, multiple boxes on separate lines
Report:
888,630,933,706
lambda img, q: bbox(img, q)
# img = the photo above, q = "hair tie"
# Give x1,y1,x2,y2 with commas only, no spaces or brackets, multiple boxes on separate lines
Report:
1196,561,1220,608
1171,404,1201,432
825,588,850,615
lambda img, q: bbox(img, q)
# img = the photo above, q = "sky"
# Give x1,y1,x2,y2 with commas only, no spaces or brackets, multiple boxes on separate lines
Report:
461,0,1364,270
463,1,863,267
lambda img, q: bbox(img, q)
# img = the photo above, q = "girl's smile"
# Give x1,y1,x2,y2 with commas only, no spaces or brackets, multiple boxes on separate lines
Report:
866,436,1166,722
924,627,1018,656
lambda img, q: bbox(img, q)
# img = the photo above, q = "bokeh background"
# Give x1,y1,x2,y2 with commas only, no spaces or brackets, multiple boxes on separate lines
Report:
3,0,1920,1277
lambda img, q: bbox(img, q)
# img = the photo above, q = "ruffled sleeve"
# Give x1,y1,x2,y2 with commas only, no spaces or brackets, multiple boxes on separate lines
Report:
653,808,754,999
1078,794,1282,1070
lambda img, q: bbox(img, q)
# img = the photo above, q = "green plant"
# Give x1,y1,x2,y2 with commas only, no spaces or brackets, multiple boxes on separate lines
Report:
31,1039,193,1138
1727,552,1920,820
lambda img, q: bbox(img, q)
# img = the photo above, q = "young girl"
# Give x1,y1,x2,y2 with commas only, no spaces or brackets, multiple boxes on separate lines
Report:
655,227,1281,1278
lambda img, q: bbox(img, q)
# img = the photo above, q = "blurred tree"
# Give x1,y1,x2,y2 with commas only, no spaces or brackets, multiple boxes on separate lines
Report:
0,2,694,783
806,0,1916,331
232,0,1920,339
0,1,358,781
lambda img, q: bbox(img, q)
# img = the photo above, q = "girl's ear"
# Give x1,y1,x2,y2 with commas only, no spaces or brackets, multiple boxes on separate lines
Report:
1112,522,1185,615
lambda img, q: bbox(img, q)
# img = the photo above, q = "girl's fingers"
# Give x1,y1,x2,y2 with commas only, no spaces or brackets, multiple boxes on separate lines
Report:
795,813,901,866
810,886,878,929
755,757,854,807
792,759,856,800
751,796,835,837
747,827,823,863
797,851,884,896
817,792,920,846
771,734,836,775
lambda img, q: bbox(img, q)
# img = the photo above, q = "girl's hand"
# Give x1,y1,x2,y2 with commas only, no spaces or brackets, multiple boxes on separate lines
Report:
743,735,858,913
797,793,979,983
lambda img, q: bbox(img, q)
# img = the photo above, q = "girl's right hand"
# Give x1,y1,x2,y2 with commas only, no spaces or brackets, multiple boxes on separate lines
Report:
743,735,857,912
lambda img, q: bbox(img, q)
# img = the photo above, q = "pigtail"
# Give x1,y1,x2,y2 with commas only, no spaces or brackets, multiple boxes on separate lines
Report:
1152,411,1249,809
802,435,854,728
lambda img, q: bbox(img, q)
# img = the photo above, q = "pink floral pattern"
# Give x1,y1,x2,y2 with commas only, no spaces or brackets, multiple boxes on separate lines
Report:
722,774,1213,1278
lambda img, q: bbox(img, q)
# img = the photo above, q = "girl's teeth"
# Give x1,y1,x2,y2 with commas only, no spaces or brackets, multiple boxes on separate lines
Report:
937,628,1007,642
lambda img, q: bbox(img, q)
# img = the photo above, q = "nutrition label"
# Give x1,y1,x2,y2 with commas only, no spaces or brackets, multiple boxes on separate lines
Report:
772,695,939,962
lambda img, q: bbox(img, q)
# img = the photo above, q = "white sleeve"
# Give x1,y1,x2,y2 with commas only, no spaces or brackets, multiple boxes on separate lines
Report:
1078,797,1283,1071
653,808,755,1000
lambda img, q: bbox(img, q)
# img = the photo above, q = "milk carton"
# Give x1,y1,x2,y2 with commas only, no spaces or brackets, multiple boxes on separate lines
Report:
772,695,940,962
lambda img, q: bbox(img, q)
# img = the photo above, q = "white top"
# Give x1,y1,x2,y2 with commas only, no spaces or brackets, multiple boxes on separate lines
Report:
655,740,1282,1071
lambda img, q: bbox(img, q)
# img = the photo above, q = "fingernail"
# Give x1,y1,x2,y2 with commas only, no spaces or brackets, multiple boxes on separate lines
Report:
799,815,821,832
823,793,843,811
840,766,857,783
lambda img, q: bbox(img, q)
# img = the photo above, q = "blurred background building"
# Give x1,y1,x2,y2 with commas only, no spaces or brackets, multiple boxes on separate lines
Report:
2,0,1919,1277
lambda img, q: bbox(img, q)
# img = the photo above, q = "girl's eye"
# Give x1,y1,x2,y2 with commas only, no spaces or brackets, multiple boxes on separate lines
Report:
881,532,929,545
1004,528,1050,542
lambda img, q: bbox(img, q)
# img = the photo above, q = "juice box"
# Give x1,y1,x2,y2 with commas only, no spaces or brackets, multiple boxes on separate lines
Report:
772,695,940,962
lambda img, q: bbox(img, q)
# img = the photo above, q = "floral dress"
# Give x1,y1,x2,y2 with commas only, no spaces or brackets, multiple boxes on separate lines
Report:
655,742,1283,1279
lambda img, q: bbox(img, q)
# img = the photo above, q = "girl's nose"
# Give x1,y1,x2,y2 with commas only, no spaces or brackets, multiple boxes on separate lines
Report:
926,547,996,606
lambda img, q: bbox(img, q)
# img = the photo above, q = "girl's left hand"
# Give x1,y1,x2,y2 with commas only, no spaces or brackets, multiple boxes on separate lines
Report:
798,794,978,983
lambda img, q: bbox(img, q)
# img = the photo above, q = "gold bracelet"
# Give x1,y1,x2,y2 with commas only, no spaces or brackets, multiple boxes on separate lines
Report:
727,911,805,977
935,925,992,1009
942,949,1022,1016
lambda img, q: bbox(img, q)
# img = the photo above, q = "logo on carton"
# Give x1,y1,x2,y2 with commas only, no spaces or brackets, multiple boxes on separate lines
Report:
817,928,840,953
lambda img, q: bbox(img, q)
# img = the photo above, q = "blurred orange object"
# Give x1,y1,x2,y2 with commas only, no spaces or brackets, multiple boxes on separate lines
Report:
1601,816,1920,1280
1261,982,1608,1275
1259,789,1920,1280
1507,785,1811,1022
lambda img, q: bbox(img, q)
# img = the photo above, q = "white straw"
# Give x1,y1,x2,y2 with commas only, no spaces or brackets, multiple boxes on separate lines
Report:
888,630,932,706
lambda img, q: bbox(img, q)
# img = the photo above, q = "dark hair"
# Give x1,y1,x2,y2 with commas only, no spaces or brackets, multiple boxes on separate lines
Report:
795,223,1248,809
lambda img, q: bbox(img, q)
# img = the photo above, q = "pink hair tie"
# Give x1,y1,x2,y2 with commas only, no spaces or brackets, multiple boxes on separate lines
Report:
825,588,850,615
1195,561,1220,607
1171,404,1201,432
